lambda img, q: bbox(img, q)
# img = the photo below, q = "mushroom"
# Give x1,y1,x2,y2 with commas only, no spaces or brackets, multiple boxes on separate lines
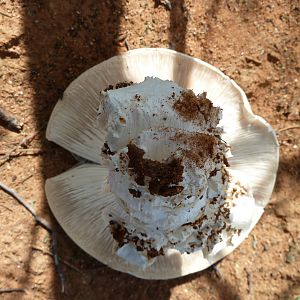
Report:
45,48,279,279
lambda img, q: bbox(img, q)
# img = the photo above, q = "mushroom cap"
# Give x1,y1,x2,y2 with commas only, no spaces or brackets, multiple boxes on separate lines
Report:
45,48,279,279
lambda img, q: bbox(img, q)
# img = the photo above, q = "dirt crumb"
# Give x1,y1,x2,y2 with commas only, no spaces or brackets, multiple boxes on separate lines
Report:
127,143,184,196
103,81,134,92
128,188,142,198
173,91,221,125
109,220,128,247
147,247,164,258
109,220,164,258
174,132,219,167
102,142,116,156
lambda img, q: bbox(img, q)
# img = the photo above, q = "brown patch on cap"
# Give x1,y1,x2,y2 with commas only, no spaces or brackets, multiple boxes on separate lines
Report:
173,90,221,125
127,143,184,197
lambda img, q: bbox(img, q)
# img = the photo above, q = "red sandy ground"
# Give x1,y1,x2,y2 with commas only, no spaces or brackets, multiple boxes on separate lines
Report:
0,1,299,299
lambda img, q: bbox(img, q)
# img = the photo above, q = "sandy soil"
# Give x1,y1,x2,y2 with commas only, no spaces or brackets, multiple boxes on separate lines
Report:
0,0,299,299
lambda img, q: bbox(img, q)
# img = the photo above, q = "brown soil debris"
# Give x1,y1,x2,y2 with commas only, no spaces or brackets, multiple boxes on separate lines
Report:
109,220,128,247
128,188,141,198
102,142,116,156
127,143,184,197
173,91,221,125
147,247,164,258
109,220,164,258
175,132,219,167
103,81,134,92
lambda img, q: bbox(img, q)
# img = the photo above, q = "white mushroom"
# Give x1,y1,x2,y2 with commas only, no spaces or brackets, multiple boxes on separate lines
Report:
45,48,279,279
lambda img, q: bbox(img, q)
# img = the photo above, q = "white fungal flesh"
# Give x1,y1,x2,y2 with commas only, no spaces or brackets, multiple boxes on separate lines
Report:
97,77,221,152
45,163,264,279
45,48,279,279
99,77,259,265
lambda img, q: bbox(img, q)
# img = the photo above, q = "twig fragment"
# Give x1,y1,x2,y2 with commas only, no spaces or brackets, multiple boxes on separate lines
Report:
124,39,130,51
20,126,46,148
114,33,127,43
0,125,45,167
245,268,252,294
51,230,65,293
0,148,44,156
209,260,223,280
0,181,51,230
0,288,25,293
32,246,84,274
277,125,300,133
0,11,12,18
0,203,13,212
18,174,34,184
0,181,65,293
0,106,23,133
251,234,257,250
245,56,262,66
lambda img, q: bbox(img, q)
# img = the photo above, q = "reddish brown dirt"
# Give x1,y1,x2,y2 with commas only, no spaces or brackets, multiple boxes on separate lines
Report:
0,1,299,299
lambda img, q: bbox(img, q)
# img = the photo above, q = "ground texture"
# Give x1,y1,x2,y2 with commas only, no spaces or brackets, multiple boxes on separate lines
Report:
0,1,299,299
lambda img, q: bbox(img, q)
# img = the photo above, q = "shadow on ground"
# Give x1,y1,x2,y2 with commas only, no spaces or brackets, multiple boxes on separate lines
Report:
21,0,124,298
19,0,268,299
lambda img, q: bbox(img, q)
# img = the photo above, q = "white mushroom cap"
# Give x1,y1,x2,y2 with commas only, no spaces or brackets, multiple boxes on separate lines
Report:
45,48,279,279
